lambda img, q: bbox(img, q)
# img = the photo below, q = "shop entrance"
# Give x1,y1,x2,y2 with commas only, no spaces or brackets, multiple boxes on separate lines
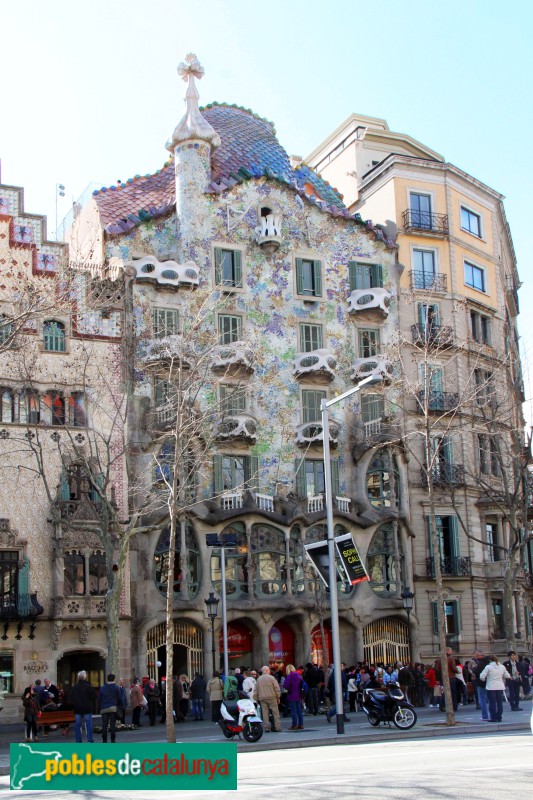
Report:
57,650,105,695
146,620,203,681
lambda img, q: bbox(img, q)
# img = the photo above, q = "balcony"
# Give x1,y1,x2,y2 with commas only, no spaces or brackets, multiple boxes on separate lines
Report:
153,403,176,428
336,496,351,513
131,256,199,288
308,495,324,513
505,275,520,315
254,493,274,512
143,335,189,367
220,492,243,511
411,323,453,349
416,390,459,413
409,271,447,292
421,463,465,487
426,556,472,578
402,209,449,235
347,288,391,316
211,342,254,374
295,419,340,448
0,594,44,620
363,417,400,445
351,355,390,383
293,349,336,382
214,414,257,444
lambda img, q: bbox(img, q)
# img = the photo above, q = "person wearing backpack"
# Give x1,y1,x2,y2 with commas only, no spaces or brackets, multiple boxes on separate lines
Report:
472,650,491,721
223,671,238,701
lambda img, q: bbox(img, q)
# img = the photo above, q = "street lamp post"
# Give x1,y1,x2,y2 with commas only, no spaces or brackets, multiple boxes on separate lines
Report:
206,533,236,679
321,374,382,735
204,592,220,677
401,586,415,660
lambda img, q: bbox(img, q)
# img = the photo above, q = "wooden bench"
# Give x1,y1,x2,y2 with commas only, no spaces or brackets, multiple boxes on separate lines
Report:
38,709,75,732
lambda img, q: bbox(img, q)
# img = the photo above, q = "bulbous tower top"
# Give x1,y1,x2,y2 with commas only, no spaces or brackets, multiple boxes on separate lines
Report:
166,53,221,152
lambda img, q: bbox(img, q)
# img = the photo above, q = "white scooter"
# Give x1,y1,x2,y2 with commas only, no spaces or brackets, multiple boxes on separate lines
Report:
218,693,263,742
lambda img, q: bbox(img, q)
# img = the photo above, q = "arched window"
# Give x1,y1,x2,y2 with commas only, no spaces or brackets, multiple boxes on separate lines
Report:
305,524,354,595
64,551,85,595
43,320,66,352
367,524,403,597
153,523,200,597
250,524,286,596
89,551,107,595
153,440,196,499
70,392,86,427
42,391,65,426
1,389,14,423
210,522,248,596
366,449,400,509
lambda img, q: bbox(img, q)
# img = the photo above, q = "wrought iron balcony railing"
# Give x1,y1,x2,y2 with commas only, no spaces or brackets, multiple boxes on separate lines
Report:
426,556,472,578
421,463,465,487
0,593,44,619
411,323,453,349
416,390,459,413
403,209,449,234
409,271,447,292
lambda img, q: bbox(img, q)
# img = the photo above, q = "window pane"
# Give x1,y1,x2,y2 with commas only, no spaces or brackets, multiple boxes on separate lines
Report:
1,390,14,423
43,321,66,352
219,315,241,344
358,330,380,357
301,260,314,294
300,324,322,352
221,250,235,285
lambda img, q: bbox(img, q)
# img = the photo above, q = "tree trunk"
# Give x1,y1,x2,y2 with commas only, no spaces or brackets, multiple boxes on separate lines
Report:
164,508,179,744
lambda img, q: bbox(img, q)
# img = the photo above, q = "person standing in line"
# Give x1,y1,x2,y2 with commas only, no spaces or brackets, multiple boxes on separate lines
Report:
503,651,524,711
283,664,304,730
179,674,190,719
471,651,491,720
242,670,256,702
144,678,160,726
99,673,121,743
480,654,511,723
435,648,459,713
22,685,40,742
130,678,144,728
70,670,97,743
207,671,224,722
190,672,207,720
253,665,281,732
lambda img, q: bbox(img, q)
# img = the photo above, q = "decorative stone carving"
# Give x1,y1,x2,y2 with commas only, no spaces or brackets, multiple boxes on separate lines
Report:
167,54,221,150
347,288,392,315
293,349,336,381
295,420,340,447
211,342,254,373
0,520,16,547
79,620,91,644
255,208,282,253
129,256,199,288
51,621,63,650
350,355,390,382
215,414,257,444
61,530,102,550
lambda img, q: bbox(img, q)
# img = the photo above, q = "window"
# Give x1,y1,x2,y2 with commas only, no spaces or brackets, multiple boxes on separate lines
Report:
214,247,243,289
430,435,454,478
218,314,242,344
412,250,436,288
219,385,246,415
0,651,14,694
432,600,461,639
251,524,287,596
70,393,86,427
1,389,14,423
461,206,481,237
295,458,339,497
64,551,85,595
366,450,399,509
470,311,490,344
295,258,322,298
410,193,432,229
474,369,495,405
41,391,65,426
43,320,66,352
361,393,385,423
358,329,380,358
154,378,172,409
153,524,200,597
300,323,323,352
492,599,504,639
213,454,258,493
301,389,326,424
153,308,179,338
0,315,12,346
25,391,40,425
418,302,440,330
478,435,500,476
464,261,486,292
427,515,460,565
420,364,444,397
367,524,403,597
0,551,19,615
210,523,248,596
88,552,107,595
486,522,503,563
349,262,383,291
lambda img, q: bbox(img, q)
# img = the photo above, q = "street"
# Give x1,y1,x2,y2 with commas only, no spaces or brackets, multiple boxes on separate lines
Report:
0,732,531,799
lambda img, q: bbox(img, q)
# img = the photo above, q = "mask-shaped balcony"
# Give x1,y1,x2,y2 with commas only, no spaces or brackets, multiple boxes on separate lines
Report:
347,288,391,316
211,342,254,374
295,419,340,448
143,335,190,367
130,256,199,288
351,355,390,383
214,414,257,444
293,349,337,382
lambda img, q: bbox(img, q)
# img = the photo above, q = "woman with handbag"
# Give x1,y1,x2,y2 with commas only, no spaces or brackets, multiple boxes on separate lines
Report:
130,678,145,728
22,685,40,742
179,674,190,720
207,671,224,721
480,654,511,723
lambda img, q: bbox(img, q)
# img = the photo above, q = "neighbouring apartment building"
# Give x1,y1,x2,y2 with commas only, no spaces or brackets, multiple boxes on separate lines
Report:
307,114,532,661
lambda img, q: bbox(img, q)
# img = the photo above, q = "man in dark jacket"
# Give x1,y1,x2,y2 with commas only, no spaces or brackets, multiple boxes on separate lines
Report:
471,651,491,720
304,663,320,716
325,667,350,723
503,651,525,711
99,674,121,743
190,673,207,720
70,670,97,743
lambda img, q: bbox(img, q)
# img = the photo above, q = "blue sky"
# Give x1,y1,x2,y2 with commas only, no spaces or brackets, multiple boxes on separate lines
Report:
2,0,532,416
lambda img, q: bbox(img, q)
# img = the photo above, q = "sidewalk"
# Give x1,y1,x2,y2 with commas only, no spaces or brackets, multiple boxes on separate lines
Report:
1,702,530,776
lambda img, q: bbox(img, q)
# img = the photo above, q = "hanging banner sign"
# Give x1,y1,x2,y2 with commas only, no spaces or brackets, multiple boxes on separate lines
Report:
335,533,369,586
304,539,344,588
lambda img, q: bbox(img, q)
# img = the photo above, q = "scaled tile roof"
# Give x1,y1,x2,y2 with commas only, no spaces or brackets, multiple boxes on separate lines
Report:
94,103,395,247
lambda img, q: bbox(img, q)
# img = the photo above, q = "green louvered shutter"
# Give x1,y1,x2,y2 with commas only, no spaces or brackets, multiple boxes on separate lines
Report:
295,458,306,498
431,601,439,635
248,456,259,491
452,600,461,634
372,264,383,288
233,250,243,288
18,559,30,616
60,470,70,501
214,248,223,285
214,454,224,494
348,261,358,291
330,459,339,497
450,516,460,559
313,260,322,297
295,258,304,295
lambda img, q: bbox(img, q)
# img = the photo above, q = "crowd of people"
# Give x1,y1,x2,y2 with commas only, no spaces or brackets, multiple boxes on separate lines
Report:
20,649,532,742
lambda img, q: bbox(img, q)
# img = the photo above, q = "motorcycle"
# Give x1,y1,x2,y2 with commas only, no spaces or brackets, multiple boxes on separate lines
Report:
362,682,417,730
218,692,263,742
